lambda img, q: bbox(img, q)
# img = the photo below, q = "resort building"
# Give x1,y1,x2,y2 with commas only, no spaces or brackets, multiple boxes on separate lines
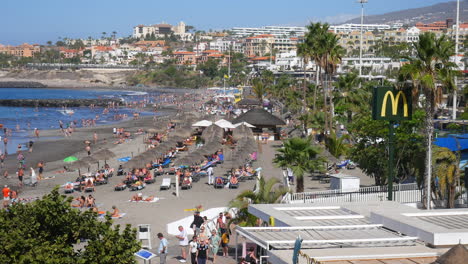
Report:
173,51,197,65
209,39,244,54
244,34,275,57
232,26,307,37
234,201,468,264
330,23,392,33
133,21,186,39
0,43,40,57
337,31,377,53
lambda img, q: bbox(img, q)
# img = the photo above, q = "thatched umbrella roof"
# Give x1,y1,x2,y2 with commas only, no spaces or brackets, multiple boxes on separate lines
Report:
81,156,97,164
232,108,286,127
237,98,262,106
68,160,89,170
93,149,116,160
435,244,468,264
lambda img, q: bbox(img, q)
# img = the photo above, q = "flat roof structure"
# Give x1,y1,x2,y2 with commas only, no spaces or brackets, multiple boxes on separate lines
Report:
371,208,468,246
236,202,468,263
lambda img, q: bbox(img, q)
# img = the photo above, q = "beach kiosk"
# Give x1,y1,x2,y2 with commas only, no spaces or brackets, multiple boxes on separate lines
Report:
329,173,360,192
232,108,286,140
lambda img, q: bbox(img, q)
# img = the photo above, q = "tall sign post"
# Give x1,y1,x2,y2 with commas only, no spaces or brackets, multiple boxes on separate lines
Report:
372,87,412,200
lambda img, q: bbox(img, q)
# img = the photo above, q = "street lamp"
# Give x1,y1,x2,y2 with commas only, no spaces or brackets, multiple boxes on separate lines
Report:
358,0,368,77
453,0,460,120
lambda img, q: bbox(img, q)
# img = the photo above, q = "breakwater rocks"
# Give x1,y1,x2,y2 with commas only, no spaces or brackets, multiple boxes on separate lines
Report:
0,81,47,88
0,99,121,107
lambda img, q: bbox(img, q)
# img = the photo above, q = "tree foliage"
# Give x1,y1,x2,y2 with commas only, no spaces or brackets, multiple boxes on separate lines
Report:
0,187,140,263
229,177,287,227
274,137,325,192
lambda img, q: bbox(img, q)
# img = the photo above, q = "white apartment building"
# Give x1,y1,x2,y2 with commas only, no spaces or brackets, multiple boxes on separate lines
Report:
232,26,307,37
209,39,244,53
133,21,186,39
330,23,391,33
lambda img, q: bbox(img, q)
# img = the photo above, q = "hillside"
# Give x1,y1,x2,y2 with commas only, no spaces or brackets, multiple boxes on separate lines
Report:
344,0,468,25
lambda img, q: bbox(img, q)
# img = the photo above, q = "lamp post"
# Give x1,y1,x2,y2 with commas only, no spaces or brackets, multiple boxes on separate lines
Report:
358,0,368,77
452,0,460,120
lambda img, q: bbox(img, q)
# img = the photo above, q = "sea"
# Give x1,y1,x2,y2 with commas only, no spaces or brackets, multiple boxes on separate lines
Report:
0,88,157,155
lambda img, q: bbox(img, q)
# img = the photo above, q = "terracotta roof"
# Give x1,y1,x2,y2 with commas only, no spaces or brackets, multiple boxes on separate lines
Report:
207,54,223,57
94,46,113,51
202,49,221,54
173,51,196,55
251,56,275,61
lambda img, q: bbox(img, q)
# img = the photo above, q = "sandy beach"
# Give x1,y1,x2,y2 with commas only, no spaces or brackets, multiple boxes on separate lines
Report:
0,85,373,264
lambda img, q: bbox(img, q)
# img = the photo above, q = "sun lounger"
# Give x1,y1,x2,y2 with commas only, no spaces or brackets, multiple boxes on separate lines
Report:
144,178,155,184
130,184,145,191
84,187,94,193
160,178,171,190
115,185,127,191
181,180,192,190
129,197,159,203
214,177,224,189
95,179,108,185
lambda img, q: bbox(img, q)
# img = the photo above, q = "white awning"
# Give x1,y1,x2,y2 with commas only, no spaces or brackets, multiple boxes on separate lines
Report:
192,120,213,127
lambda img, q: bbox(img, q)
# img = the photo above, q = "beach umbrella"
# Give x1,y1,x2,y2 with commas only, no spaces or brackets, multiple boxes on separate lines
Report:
68,160,90,177
63,156,78,163
214,119,235,129
192,120,213,127
233,122,255,128
81,156,98,172
93,149,116,165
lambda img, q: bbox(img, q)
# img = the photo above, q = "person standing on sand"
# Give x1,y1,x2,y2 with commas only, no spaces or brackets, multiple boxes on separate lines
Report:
85,145,91,156
93,132,98,144
28,140,34,153
158,233,168,264
17,167,24,188
37,161,44,180
3,137,8,155
175,226,188,262
34,128,39,138
2,185,10,208
0,153,4,168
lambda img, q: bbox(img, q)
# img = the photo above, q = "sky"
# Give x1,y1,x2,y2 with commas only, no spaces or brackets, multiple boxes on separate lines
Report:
0,0,455,45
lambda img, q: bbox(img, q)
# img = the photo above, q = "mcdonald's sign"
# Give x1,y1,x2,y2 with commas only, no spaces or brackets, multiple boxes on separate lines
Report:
372,87,412,121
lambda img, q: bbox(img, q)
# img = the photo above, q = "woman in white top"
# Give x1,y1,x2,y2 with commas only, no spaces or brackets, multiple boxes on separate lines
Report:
189,236,198,264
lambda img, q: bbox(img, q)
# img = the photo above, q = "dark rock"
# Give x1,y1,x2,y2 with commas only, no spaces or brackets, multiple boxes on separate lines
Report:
0,81,47,88
0,99,121,107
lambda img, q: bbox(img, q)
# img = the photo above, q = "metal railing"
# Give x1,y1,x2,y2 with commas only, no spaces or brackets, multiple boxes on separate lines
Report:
284,183,422,204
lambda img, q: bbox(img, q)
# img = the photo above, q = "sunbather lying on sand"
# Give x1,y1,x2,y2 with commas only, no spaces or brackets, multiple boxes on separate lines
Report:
131,193,155,202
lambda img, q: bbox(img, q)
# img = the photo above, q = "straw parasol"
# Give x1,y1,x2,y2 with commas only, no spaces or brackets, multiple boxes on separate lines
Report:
434,244,468,264
93,149,116,167
80,156,98,172
68,160,90,177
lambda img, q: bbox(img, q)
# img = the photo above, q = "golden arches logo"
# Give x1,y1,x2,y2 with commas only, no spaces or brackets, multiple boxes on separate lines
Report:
380,91,408,117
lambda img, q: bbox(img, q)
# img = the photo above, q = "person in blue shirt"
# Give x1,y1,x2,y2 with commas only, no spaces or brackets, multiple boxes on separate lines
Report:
158,232,169,264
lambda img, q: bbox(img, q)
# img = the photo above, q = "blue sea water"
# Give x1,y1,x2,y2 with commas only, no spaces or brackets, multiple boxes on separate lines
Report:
0,88,157,155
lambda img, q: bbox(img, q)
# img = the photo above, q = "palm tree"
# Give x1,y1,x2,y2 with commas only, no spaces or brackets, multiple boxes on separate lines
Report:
252,78,267,101
325,132,350,159
111,31,117,40
101,32,107,40
399,32,456,208
333,72,369,123
297,42,311,109
274,137,325,192
432,146,459,208
229,177,287,227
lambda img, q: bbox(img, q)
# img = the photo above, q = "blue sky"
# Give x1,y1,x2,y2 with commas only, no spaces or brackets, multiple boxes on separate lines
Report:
0,0,454,45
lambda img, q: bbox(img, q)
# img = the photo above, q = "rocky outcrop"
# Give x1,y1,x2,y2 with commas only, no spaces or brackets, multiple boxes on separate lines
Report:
0,99,121,107
0,81,47,88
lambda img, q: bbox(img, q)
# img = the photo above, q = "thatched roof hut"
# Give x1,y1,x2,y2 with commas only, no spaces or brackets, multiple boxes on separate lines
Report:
434,244,468,264
233,108,285,128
